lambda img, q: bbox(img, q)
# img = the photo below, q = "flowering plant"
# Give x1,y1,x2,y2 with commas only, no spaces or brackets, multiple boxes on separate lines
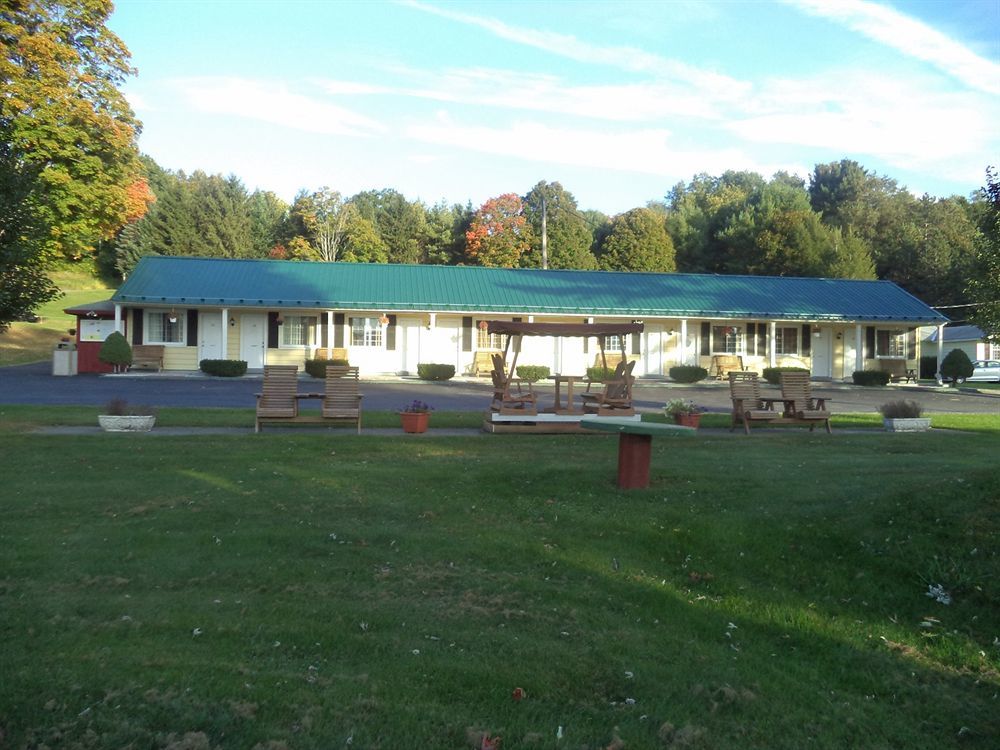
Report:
663,398,703,417
400,399,434,413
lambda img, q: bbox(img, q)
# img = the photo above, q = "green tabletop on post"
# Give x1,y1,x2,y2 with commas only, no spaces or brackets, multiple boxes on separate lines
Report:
580,418,696,490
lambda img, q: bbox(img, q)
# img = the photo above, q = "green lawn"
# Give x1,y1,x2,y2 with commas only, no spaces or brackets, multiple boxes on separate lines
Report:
1,411,997,749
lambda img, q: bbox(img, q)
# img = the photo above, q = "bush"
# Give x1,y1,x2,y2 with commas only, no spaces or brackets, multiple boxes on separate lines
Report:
98,331,132,371
102,397,156,416
940,349,974,385
305,358,350,378
586,366,615,382
761,366,810,385
515,365,550,383
852,369,891,386
669,365,708,383
879,399,923,419
417,363,455,381
199,359,247,377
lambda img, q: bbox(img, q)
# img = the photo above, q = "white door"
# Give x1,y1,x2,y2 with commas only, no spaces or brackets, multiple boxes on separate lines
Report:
644,326,663,376
240,314,267,369
811,327,833,378
402,321,420,375
199,313,224,361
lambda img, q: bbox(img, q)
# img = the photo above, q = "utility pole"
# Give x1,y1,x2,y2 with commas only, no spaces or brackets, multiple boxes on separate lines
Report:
541,195,548,269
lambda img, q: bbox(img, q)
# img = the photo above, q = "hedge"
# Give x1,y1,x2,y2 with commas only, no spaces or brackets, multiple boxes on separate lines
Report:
199,359,247,377
515,365,550,383
305,358,350,378
761,366,810,385
852,369,890,386
417,363,455,381
668,365,708,383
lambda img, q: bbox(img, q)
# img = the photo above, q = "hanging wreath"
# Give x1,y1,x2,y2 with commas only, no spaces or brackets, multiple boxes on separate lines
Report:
478,320,489,331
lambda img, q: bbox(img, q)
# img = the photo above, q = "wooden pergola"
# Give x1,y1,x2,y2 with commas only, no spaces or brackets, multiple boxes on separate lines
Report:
484,320,644,374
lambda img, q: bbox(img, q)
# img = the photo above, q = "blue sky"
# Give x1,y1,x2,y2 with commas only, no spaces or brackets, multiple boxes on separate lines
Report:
110,0,999,214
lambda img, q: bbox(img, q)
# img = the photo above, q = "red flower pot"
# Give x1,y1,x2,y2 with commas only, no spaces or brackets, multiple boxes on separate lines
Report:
400,411,430,433
674,413,701,428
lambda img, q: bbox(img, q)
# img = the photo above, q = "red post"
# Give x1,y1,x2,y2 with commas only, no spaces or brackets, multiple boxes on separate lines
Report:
616,433,652,489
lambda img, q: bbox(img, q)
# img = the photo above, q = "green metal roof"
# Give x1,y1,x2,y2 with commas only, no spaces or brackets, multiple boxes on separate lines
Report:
112,256,947,324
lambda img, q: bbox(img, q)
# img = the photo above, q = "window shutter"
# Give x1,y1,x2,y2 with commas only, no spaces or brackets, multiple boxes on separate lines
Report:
747,323,756,356
512,318,522,352
320,319,328,348
186,310,198,347
700,322,710,356
631,330,641,355
801,324,811,356
131,308,143,345
864,326,875,359
906,328,916,359
583,335,588,354
334,313,345,347
267,312,279,349
757,324,766,356
386,315,397,351
462,316,473,352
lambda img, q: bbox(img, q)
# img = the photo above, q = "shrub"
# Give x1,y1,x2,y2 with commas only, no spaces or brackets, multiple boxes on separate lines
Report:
940,349,974,385
199,359,247,377
102,398,156,416
586,366,615,382
761,366,810,385
98,331,132,371
515,365,550,383
879,399,923,419
305,358,350,378
417,363,455,381
669,365,708,383
852,369,891,386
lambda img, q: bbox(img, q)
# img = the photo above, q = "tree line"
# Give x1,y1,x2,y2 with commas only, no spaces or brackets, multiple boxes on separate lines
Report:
103,157,986,312
2,1,997,337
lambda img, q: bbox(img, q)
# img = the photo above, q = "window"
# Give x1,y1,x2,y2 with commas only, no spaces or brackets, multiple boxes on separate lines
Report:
774,327,799,355
712,325,743,354
876,329,906,358
476,327,505,351
146,311,184,344
280,315,317,347
603,335,625,353
350,317,383,347
988,341,1000,359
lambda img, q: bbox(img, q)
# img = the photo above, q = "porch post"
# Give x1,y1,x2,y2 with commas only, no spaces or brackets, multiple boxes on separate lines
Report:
936,324,945,382
769,321,776,367
326,311,333,353
855,324,863,375
680,319,688,365
114,304,122,334
221,308,228,357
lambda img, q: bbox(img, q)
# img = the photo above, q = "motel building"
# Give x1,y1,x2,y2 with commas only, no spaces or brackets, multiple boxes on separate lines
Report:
66,256,948,379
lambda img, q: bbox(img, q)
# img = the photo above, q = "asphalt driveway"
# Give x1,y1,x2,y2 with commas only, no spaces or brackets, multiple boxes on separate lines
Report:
1,362,997,416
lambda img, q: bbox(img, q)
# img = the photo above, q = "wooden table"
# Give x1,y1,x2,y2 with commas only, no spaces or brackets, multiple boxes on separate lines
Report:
550,374,585,414
580,418,695,489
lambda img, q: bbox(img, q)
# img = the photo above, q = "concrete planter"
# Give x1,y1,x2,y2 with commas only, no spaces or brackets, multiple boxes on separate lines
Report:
98,415,156,432
883,417,931,433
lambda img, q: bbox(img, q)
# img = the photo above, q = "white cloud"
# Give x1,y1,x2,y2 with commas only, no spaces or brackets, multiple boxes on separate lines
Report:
788,0,1000,95
172,77,387,136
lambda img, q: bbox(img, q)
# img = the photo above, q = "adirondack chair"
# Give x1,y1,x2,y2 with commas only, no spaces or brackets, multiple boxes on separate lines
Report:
255,365,299,433
728,372,780,434
582,360,636,416
489,354,537,415
322,365,363,433
779,371,832,433
582,358,628,396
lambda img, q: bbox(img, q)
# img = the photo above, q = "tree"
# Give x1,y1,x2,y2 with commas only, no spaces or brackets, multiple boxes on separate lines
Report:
423,201,472,265
521,181,596,269
286,188,353,261
940,348,974,385
464,193,534,267
98,330,132,372
341,212,388,263
247,190,288,258
597,207,675,272
350,189,426,264
1,0,143,326
969,168,1000,339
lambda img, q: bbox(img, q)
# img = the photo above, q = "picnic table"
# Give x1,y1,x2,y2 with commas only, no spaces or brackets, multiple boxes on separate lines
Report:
580,418,695,489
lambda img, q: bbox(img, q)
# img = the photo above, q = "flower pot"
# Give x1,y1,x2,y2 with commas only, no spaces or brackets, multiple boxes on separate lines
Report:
399,411,429,434
673,413,701,428
883,417,930,432
98,414,156,432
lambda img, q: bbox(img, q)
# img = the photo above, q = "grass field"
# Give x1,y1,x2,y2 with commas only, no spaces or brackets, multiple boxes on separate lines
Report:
0,410,997,749
0,267,115,367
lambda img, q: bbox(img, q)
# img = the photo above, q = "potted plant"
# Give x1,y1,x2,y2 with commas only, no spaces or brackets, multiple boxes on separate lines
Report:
879,399,930,432
399,399,433,433
663,398,704,428
98,398,157,432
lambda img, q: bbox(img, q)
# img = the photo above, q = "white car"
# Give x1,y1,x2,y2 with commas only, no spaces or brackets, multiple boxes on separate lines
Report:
968,360,1000,382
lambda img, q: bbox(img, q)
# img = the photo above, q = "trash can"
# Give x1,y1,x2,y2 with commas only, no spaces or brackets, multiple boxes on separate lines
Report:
52,343,78,376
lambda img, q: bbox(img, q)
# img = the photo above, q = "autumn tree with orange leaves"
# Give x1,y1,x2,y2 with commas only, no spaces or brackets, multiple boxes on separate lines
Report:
464,193,534,267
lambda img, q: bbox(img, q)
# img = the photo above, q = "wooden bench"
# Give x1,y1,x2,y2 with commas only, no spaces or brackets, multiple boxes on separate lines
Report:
130,344,164,371
711,354,747,380
314,347,349,362
878,359,916,383
472,350,500,376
